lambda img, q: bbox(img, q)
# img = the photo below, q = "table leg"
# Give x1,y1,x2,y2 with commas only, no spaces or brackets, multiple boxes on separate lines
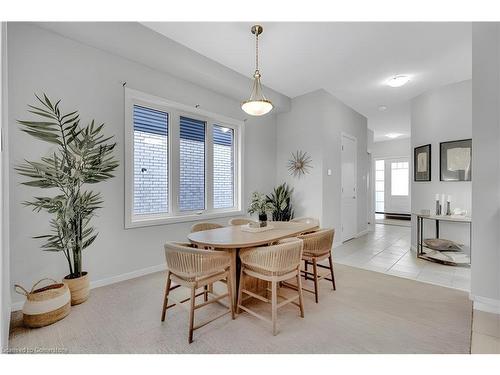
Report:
227,249,238,306
436,220,440,239
416,216,420,257
419,217,424,256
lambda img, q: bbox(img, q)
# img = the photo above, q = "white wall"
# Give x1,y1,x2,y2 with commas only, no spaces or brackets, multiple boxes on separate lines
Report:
276,91,325,221
371,138,411,160
1,21,10,350
471,23,500,313
276,89,369,242
322,91,369,237
410,80,472,250
7,23,280,306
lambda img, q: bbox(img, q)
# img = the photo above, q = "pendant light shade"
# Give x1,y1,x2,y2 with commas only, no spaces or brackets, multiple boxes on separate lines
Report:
241,25,273,116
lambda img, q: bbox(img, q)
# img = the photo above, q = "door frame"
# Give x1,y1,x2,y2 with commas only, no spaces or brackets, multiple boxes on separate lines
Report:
341,132,358,242
373,155,410,215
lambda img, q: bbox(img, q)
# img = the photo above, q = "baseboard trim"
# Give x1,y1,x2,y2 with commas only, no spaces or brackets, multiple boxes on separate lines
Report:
11,263,167,312
470,294,500,314
355,229,370,238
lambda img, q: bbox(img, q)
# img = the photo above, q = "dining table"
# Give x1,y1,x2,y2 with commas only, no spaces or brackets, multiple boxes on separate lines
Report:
187,221,319,305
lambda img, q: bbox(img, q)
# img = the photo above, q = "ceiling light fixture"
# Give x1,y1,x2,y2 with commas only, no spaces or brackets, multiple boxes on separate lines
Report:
241,25,273,116
386,133,403,139
386,75,410,88
378,105,388,112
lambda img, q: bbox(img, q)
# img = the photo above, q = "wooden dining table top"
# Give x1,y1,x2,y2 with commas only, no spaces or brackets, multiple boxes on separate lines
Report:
187,221,319,249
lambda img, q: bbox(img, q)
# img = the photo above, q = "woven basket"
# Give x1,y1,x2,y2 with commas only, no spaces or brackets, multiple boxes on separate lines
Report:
15,278,71,328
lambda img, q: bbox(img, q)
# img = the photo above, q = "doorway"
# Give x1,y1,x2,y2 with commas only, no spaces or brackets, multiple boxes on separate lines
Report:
374,157,411,226
341,133,357,242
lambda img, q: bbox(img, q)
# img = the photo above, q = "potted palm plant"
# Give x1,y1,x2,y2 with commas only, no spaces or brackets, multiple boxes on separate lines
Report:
267,183,295,221
247,192,273,227
16,94,119,305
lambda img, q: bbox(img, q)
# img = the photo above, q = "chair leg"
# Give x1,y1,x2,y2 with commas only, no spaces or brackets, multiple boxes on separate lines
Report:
271,280,278,336
188,286,196,344
296,271,305,318
236,267,245,314
328,255,336,291
313,259,319,303
161,271,172,322
226,272,235,320
304,260,309,280
203,285,208,302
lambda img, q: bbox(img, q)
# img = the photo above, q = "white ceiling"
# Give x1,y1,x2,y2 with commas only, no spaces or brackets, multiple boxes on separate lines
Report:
142,22,471,142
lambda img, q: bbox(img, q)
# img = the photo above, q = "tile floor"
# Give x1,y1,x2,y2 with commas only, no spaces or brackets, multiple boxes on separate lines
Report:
471,310,500,353
334,223,471,291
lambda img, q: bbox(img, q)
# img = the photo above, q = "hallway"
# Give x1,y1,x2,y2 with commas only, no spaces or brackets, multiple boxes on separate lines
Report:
334,224,471,291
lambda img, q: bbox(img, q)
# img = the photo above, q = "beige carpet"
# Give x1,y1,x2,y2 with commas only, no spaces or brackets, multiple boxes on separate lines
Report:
9,264,472,354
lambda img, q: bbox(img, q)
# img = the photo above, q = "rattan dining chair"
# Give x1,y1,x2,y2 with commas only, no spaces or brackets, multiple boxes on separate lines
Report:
228,217,257,226
290,217,320,234
161,242,235,344
190,222,224,233
298,228,336,303
237,238,305,336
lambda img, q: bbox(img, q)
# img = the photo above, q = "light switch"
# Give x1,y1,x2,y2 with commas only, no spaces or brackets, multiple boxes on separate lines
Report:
327,169,332,176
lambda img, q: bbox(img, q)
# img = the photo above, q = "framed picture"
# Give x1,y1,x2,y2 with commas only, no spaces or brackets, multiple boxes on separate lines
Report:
440,139,472,181
414,144,431,181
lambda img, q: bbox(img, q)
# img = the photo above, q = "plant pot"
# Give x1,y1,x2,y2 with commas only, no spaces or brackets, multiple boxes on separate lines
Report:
63,272,89,305
258,213,268,227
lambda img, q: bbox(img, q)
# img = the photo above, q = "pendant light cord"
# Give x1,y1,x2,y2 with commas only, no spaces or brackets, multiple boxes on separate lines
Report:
255,31,259,72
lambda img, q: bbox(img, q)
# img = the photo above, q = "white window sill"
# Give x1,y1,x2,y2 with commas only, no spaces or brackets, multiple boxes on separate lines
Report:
125,209,244,229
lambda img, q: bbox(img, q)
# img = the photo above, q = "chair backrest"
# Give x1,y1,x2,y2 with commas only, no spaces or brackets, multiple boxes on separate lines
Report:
190,222,224,233
239,238,303,275
291,216,320,227
298,228,335,256
228,217,257,226
164,242,230,279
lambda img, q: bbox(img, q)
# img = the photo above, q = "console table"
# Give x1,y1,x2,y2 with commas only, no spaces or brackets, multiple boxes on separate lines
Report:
414,213,472,266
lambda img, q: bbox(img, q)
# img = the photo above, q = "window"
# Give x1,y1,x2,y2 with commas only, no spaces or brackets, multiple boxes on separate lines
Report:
179,116,206,211
125,89,242,227
375,160,384,212
213,126,234,209
391,161,409,196
133,105,168,216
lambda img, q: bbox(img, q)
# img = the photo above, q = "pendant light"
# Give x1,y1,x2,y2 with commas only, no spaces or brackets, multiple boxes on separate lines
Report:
241,25,273,116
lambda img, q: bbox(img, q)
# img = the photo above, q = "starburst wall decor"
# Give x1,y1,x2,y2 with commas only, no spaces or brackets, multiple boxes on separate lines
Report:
287,150,313,178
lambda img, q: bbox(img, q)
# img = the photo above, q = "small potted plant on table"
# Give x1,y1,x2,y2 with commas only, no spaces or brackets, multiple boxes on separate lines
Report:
16,94,119,305
247,192,273,227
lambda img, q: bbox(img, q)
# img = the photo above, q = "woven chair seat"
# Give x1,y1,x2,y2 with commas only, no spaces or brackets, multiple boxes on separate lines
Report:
242,264,298,277
303,251,331,261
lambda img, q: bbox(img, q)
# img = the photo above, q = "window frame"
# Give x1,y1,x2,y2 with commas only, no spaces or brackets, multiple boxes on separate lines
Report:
390,161,409,197
124,88,244,228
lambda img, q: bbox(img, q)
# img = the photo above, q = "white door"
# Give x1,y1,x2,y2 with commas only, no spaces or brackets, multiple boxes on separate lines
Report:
384,158,410,214
341,134,357,241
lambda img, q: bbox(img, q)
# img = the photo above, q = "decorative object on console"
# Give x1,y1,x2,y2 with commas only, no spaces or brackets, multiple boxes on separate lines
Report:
266,182,295,221
16,94,119,305
287,150,312,178
424,238,463,252
435,194,441,215
247,192,273,227
440,139,472,181
414,144,431,181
